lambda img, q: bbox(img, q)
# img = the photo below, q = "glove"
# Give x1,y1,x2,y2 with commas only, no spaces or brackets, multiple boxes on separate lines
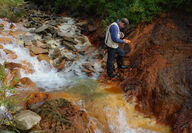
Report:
123,39,131,44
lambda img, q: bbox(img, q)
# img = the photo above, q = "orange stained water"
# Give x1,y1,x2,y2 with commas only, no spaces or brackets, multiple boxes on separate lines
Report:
48,83,171,133
88,84,171,133
104,85,122,94
0,19,171,133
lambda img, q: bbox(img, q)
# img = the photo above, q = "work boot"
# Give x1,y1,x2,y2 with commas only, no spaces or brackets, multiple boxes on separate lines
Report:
118,65,128,69
109,74,118,79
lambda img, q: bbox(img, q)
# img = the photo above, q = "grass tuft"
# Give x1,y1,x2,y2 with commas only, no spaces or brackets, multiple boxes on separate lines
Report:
0,0,25,22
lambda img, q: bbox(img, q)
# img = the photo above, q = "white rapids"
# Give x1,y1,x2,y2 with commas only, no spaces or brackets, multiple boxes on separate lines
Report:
0,18,102,91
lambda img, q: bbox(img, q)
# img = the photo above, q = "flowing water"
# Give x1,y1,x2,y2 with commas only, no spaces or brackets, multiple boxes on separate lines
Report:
0,18,171,133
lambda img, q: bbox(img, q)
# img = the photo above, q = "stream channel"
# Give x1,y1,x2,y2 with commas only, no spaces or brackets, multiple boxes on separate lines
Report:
0,17,171,133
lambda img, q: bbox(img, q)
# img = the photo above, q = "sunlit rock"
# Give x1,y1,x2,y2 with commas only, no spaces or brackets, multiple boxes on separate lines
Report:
56,60,66,71
5,62,22,70
0,37,12,44
60,48,78,61
35,25,49,33
36,41,48,49
0,44,4,49
14,110,41,130
3,49,18,59
46,39,61,49
24,40,33,46
20,77,38,91
49,48,61,59
0,105,13,126
20,61,34,74
16,40,24,45
57,31,78,44
37,54,50,63
30,46,48,55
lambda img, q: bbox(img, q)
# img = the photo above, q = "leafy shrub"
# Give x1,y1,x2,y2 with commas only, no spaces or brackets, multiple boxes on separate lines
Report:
30,0,192,26
0,63,18,111
0,63,18,128
54,0,192,26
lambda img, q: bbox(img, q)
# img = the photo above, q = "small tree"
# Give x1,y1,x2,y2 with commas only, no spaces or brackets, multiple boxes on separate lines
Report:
0,63,18,128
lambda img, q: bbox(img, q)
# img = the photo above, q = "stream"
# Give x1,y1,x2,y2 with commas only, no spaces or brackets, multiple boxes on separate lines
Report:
0,18,171,133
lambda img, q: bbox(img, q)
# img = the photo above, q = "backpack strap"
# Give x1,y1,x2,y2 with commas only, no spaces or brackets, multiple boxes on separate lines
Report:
105,28,110,44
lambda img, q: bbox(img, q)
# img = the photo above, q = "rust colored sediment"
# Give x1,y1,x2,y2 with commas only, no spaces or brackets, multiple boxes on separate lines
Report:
97,12,192,132
120,12,192,131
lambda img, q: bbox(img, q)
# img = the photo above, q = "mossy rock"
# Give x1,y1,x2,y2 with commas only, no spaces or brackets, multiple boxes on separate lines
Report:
30,98,92,133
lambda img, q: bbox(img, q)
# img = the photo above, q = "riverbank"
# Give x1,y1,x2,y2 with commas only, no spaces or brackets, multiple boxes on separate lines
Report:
0,7,172,133
120,12,192,132
1,1,192,132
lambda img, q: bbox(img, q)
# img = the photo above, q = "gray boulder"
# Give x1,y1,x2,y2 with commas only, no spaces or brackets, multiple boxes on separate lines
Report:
14,110,41,130
49,48,61,59
57,31,78,44
0,105,13,125
61,49,77,61
35,25,49,33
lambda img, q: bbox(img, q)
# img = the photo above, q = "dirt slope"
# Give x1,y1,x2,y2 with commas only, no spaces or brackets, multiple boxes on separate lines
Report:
120,12,192,131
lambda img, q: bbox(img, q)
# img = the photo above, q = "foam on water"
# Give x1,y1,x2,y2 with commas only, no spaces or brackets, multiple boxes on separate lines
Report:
0,42,102,90
105,107,158,133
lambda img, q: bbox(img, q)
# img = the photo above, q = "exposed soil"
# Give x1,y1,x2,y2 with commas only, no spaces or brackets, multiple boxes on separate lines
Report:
173,98,192,133
116,12,192,131
97,11,192,132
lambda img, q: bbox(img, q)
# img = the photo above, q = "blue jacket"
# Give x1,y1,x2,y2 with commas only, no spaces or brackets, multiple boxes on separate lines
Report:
109,20,124,44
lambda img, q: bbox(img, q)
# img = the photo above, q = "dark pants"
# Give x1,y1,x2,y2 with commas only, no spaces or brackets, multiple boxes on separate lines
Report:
107,46,125,76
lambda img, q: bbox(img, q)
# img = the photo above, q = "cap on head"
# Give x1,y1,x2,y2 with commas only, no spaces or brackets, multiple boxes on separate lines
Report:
121,18,129,26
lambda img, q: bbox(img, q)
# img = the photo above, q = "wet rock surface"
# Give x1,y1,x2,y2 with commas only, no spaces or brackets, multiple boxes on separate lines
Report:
14,110,41,130
0,14,101,132
19,7,102,78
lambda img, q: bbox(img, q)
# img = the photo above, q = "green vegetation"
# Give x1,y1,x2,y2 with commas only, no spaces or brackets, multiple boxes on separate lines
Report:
0,63,18,128
29,0,192,26
0,63,32,132
1,0,190,24
53,0,192,26
0,0,25,21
